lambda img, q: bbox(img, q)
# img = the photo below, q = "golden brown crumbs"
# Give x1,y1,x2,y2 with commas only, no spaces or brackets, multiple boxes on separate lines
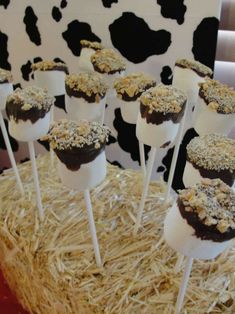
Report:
175,59,213,77
31,60,68,72
91,48,126,73
80,40,103,50
0,68,13,83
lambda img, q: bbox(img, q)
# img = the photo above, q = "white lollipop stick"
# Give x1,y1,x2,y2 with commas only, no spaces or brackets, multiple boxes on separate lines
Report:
100,101,106,125
134,147,157,234
28,141,44,220
139,141,146,176
50,105,54,166
175,256,193,314
174,254,184,273
165,102,188,202
0,111,24,196
84,189,102,267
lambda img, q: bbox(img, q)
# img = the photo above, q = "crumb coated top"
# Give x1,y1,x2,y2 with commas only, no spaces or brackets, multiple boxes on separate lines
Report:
6,86,54,111
187,134,235,172
179,178,235,234
43,119,111,150
32,60,68,73
80,40,103,50
175,59,213,77
199,78,235,114
114,73,156,99
0,68,13,83
140,84,186,114
65,72,108,102
91,48,126,74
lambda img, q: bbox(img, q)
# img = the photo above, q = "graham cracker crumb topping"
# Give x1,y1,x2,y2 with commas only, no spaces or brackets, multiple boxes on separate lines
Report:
80,40,103,50
187,134,235,172
91,48,126,73
140,84,186,114
32,60,68,72
42,119,111,150
175,59,213,77
0,68,13,83
65,72,108,101
7,86,54,111
114,73,156,98
199,78,235,114
179,178,235,233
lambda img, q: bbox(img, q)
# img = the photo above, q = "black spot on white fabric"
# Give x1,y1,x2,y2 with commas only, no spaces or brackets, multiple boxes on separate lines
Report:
21,60,32,81
106,133,117,145
13,83,22,90
60,0,67,9
192,17,219,69
0,119,19,152
33,57,43,63
37,139,50,151
108,160,124,169
54,95,66,112
23,6,41,46
52,6,62,22
160,66,173,85
157,0,187,25
0,31,11,70
101,0,118,8
161,128,198,191
0,0,10,9
157,165,165,172
62,20,101,56
53,57,65,64
113,108,150,164
109,12,171,63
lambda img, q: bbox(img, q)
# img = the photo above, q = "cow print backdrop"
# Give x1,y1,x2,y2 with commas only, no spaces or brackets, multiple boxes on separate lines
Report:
0,0,221,190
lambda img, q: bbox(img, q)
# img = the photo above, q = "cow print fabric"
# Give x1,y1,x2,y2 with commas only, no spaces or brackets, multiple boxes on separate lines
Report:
0,0,220,191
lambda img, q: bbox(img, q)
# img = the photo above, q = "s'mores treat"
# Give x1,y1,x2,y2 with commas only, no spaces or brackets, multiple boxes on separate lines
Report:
91,48,126,95
0,68,13,110
193,78,235,135
136,84,186,148
6,86,54,141
32,60,69,96
79,40,103,71
43,119,110,191
164,179,235,259
65,72,108,122
183,134,235,187
114,73,156,124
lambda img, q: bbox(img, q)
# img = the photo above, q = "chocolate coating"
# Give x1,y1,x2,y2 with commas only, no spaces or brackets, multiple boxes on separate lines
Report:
140,101,185,125
65,84,105,103
178,198,235,242
120,83,156,102
92,63,124,75
175,63,212,78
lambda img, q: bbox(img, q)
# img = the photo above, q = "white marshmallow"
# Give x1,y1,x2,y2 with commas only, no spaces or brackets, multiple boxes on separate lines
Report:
78,47,96,72
57,150,106,191
136,113,179,148
8,111,51,142
65,94,106,123
183,160,204,188
103,71,125,98
164,202,231,259
34,70,66,96
118,98,139,124
193,96,235,135
0,83,13,110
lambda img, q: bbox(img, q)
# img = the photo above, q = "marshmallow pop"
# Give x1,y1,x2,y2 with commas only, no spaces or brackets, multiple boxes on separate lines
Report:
193,78,235,135
184,134,235,188
0,68,24,195
65,72,108,124
164,179,235,312
91,48,126,97
43,119,111,266
79,40,103,72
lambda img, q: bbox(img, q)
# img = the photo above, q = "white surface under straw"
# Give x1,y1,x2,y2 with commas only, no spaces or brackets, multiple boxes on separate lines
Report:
84,189,102,267
0,111,24,196
28,141,44,220
134,147,157,234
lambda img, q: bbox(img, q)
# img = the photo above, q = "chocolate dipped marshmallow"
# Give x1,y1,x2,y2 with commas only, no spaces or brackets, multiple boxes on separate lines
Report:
136,84,186,148
114,73,156,124
0,68,13,109
79,40,103,71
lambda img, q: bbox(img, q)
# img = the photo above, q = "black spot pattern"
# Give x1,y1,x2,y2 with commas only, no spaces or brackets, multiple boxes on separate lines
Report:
113,108,150,165
23,6,41,46
157,0,187,25
62,20,101,56
53,57,66,64
107,160,124,169
0,0,10,9
0,119,19,152
54,95,66,112
60,0,67,9
0,31,11,70
21,60,32,81
160,65,173,85
162,128,198,191
101,0,118,8
37,139,50,151
109,12,171,63
157,165,165,172
192,17,219,69
52,6,62,22
106,133,117,145
13,83,22,90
